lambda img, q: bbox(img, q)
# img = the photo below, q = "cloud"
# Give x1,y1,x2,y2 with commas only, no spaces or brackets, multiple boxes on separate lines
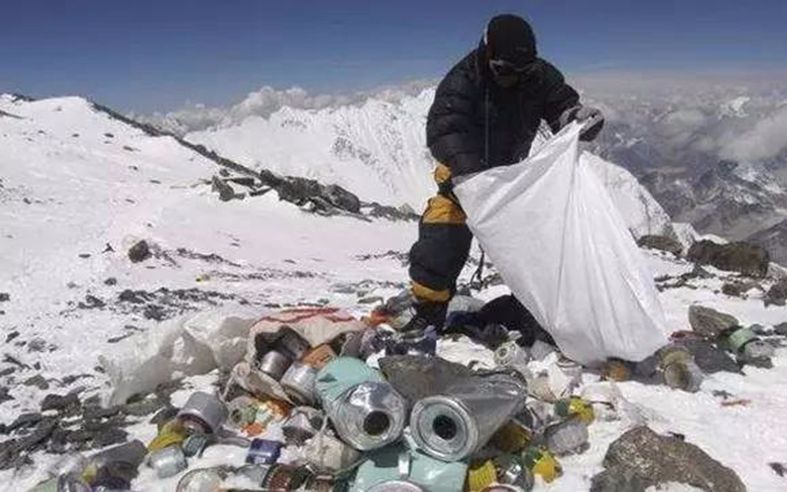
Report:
721,105,787,162
134,79,436,135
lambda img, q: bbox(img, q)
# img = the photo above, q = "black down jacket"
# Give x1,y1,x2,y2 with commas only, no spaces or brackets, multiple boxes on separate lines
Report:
426,42,580,176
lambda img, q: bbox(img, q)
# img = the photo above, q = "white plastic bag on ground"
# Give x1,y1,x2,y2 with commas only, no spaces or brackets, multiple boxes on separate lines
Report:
453,122,668,365
100,306,261,405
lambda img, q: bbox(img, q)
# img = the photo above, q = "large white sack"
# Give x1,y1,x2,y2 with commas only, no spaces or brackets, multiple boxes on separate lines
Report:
99,306,261,406
453,123,668,365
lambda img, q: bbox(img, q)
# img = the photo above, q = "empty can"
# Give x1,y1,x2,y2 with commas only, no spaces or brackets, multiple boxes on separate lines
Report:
246,439,283,465
177,392,228,434
147,445,187,479
258,350,292,380
276,328,311,360
281,361,318,405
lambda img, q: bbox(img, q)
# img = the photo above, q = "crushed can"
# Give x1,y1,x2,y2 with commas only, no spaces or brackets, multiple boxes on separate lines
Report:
262,464,310,490
522,447,562,484
554,396,595,425
147,445,187,479
282,406,324,445
246,439,283,465
303,344,337,369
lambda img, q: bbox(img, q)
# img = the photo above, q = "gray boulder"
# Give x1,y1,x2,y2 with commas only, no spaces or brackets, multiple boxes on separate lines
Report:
637,235,683,256
688,305,740,339
764,278,787,307
591,426,745,492
127,240,151,263
687,240,770,278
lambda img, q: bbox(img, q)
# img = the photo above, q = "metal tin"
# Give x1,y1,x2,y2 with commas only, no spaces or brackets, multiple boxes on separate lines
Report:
246,438,283,465
282,407,324,445
366,481,424,492
409,373,527,462
147,445,187,478
175,467,224,492
276,328,311,360
302,344,337,369
258,350,292,380
177,392,228,434
326,381,407,451
281,361,318,405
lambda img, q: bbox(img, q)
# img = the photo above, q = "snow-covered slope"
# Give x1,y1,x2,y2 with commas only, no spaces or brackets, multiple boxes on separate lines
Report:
3,93,787,491
186,90,673,237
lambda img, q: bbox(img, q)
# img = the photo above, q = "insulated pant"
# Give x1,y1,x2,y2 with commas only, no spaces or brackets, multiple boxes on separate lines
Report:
408,163,473,306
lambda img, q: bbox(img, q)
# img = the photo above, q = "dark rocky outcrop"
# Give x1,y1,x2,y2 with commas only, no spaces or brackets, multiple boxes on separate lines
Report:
687,240,770,277
688,305,740,339
764,278,787,306
637,234,684,256
127,240,151,263
591,426,746,492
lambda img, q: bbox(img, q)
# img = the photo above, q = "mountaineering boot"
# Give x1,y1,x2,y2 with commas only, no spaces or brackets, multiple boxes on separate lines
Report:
399,301,448,334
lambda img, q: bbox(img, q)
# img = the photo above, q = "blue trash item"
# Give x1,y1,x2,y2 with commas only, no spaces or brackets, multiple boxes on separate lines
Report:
246,439,283,465
350,444,467,492
316,357,407,450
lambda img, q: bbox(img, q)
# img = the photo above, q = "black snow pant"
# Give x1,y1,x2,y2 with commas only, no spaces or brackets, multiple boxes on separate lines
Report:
408,163,473,318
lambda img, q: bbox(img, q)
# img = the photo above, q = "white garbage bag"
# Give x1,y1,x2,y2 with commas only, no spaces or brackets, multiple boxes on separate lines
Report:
453,122,668,365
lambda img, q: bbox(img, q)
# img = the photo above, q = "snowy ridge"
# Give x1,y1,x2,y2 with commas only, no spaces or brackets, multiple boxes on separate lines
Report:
187,90,673,237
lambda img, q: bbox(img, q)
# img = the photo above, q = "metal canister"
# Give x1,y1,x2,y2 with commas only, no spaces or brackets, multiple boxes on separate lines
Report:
176,467,225,492
281,360,318,405
276,328,311,360
302,344,337,369
258,350,292,380
409,373,527,462
147,445,187,478
494,341,531,379
177,392,229,434
246,439,283,465
282,407,324,445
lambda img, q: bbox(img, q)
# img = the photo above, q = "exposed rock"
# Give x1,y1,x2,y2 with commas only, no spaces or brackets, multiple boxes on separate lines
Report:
104,277,118,286
637,234,683,256
591,426,745,492
764,278,787,307
688,305,740,339
687,240,770,278
3,412,43,434
78,294,106,309
22,374,49,390
40,393,80,412
0,417,57,470
678,339,741,374
774,322,787,336
211,175,243,201
127,240,151,263
721,280,760,298
0,293,9,302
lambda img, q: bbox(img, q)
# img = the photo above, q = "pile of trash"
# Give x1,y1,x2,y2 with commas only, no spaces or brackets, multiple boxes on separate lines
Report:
26,291,780,492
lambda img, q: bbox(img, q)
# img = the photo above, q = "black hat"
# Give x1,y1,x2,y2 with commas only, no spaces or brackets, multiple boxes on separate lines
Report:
484,14,537,66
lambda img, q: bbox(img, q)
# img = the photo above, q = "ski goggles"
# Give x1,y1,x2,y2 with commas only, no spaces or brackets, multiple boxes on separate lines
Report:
489,58,541,79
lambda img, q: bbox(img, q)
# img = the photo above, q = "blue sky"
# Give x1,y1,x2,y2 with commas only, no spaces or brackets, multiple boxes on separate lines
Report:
2,0,785,112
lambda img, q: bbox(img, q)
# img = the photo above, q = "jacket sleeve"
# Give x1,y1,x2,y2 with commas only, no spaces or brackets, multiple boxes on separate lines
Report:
426,63,483,176
540,62,581,133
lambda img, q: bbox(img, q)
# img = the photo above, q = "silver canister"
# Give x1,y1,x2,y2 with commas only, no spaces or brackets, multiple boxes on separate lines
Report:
147,445,188,478
409,373,527,462
177,391,228,434
326,381,407,451
280,361,318,405
276,328,311,360
258,350,292,380
367,481,425,492
282,407,324,445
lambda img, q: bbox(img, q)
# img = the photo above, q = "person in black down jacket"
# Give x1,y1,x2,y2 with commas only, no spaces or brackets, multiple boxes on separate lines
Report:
404,13,604,332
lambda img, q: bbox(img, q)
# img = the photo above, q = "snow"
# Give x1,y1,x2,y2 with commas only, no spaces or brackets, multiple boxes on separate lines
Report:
2,94,787,491
186,91,674,239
